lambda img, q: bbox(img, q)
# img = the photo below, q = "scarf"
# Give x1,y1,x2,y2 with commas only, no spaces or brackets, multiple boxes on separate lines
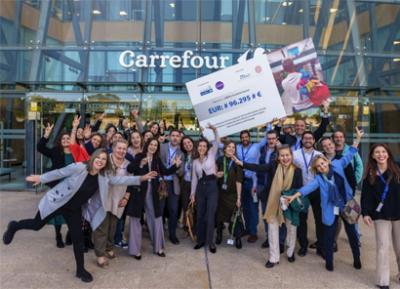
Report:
265,164,295,224
322,167,347,209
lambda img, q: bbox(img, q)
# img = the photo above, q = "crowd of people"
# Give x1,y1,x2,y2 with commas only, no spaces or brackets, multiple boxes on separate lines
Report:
2,106,400,289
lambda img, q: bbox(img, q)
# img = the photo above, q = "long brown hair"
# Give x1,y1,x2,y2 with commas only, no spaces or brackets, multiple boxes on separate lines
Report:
86,148,112,175
364,144,400,184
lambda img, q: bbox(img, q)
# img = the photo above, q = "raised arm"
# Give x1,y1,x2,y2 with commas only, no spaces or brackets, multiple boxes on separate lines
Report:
339,127,364,168
131,109,144,134
37,123,55,157
70,115,81,145
313,101,330,142
208,124,220,157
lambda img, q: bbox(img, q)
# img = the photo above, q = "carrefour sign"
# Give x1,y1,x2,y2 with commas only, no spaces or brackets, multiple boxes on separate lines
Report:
119,50,230,70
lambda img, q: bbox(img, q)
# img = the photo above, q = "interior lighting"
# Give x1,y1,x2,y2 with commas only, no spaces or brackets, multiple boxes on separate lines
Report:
393,58,400,62
298,8,304,13
282,22,287,25
393,40,400,45
282,1,293,7
169,2,175,8
119,11,128,16
92,10,101,15
330,8,338,13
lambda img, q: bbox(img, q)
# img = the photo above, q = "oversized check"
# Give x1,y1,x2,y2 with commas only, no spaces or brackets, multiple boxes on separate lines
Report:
185,50,286,140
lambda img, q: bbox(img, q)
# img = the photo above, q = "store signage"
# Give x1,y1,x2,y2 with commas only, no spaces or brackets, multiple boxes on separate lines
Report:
119,50,230,70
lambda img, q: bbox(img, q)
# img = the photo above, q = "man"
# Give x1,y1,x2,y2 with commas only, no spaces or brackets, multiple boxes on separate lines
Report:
277,102,330,150
332,130,363,186
293,131,323,257
257,130,286,250
236,130,267,243
160,129,184,244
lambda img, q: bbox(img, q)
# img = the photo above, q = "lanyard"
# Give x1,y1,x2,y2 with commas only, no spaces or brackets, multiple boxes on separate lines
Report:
223,157,234,184
301,149,314,175
185,155,192,174
241,144,252,161
377,170,390,203
168,144,177,167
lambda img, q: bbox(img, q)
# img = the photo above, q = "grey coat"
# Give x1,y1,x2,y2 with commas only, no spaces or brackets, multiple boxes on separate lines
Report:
160,142,184,195
38,163,142,230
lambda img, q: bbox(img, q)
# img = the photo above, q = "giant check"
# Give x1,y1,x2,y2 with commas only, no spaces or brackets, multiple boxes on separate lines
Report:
185,49,286,140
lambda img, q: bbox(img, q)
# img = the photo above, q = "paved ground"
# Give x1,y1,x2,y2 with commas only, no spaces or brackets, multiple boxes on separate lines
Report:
0,191,399,289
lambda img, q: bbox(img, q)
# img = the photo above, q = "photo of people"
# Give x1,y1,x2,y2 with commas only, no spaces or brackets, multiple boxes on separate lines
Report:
267,38,331,115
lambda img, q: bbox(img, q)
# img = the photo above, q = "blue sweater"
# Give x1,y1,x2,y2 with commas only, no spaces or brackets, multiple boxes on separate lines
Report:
298,146,358,226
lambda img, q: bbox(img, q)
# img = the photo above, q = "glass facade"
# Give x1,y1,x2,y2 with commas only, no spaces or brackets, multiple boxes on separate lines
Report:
0,0,399,188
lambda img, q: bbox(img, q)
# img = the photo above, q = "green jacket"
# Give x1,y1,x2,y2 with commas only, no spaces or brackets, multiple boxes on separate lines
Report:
282,189,310,227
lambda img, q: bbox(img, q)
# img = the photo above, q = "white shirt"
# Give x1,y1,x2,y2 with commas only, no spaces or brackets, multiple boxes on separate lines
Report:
293,148,322,185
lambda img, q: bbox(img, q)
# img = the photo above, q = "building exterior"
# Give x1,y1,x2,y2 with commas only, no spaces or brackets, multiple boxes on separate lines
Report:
0,0,399,189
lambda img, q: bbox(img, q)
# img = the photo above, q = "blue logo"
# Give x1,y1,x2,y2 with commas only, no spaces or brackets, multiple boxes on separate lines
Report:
215,81,224,90
200,86,213,96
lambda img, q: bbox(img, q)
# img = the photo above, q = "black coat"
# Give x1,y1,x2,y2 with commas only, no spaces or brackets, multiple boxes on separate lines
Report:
125,153,178,218
37,137,70,188
243,161,303,201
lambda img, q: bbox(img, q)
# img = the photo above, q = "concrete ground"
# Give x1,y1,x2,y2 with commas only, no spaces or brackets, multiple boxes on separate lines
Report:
0,191,399,289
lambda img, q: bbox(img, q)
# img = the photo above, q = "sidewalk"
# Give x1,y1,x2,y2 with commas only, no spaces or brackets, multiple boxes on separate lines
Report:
0,191,398,289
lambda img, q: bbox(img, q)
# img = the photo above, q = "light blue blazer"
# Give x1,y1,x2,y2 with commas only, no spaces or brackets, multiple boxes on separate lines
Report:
298,146,358,226
38,163,141,230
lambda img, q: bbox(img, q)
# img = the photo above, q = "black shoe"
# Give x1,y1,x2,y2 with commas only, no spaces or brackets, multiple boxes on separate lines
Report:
325,262,334,272
288,254,295,263
215,227,223,245
3,221,18,245
353,258,362,270
376,286,389,289
309,242,317,249
235,238,242,249
298,247,307,257
333,241,338,252
194,243,204,250
83,246,89,253
56,234,65,248
65,231,72,246
317,249,326,260
209,244,217,254
265,261,279,268
133,254,142,260
261,239,269,248
169,237,180,245
76,269,93,283
156,251,166,257
279,243,284,254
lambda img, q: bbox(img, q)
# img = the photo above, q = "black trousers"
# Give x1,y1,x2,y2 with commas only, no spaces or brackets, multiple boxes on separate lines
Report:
297,190,324,251
14,208,85,273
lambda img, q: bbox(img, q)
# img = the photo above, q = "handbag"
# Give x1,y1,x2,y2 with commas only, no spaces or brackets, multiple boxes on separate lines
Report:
341,198,361,225
228,207,246,239
185,200,196,242
156,161,168,200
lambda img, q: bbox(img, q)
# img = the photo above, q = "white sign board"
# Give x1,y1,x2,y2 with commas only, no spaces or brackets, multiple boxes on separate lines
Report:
186,48,286,140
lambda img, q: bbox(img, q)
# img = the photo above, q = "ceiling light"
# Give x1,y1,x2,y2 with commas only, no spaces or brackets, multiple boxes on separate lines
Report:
393,58,400,62
169,2,175,8
394,40,400,45
119,11,128,16
92,10,101,15
298,8,304,13
282,22,287,25
282,1,293,7
330,8,338,13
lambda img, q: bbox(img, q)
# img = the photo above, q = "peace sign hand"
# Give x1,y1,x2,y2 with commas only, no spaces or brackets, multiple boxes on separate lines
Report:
72,115,81,128
44,123,54,138
173,155,182,167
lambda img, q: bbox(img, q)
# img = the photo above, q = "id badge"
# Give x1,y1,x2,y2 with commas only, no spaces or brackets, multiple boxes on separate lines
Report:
334,206,339,215
376,202,383,212
227,238,234,245
222,183,228,190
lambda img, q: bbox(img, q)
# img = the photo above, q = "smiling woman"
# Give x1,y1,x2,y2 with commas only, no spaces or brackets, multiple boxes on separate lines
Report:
2,150,157,283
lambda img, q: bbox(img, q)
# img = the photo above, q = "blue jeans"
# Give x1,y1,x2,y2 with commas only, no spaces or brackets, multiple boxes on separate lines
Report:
166,181,179,240
324,216,360,267
242,178,258,236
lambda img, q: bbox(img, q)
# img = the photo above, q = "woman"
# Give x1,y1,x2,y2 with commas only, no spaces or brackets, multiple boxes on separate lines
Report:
190,125,220,253
361,144,400,289
126,131,143,162
37,123,74,248
2,149,156,283
234,145,302,267
180,136,195,232
92,140,132,267
126,138,182,259
142,130,154,144
286,127,364,272
215,140,243,249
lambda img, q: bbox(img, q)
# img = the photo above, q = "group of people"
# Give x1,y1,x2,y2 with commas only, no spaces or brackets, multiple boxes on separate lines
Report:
2,106,400,289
